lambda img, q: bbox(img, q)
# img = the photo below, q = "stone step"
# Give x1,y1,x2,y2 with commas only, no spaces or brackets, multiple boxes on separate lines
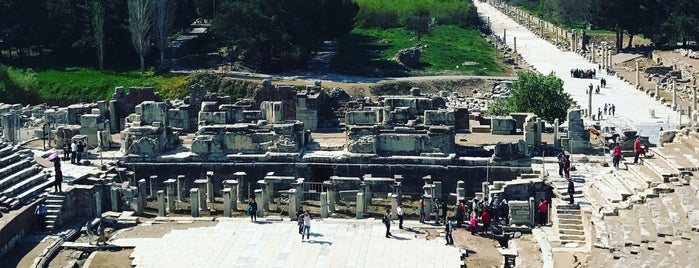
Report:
559,234,585,241
559,228,584,236
600,173,633,200
654,145,699,172
557,209,581,215
13,178,53,207
0,159,33,189
559,223,583,230
1,169,46,197
643,157,679,182
646,197,674,237
558,213,582,220
627,164,665,186
619,210,642,246
560,219,582,225
604,216,626,249
635,204,657,243
613,169,649,193
661,194,691,236
0,148,19,164
591,180,623,203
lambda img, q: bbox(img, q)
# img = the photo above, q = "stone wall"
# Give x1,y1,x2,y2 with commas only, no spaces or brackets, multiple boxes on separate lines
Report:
491,116,516,135
110,87,163,132
0,199,43,258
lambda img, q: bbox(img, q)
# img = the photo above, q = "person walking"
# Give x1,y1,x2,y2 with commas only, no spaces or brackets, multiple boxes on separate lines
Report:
568,178,575,205
457,201,465,227
297,206,304,234
249,198,258,222
301,212,311,241
557,151,565,177
70,140,77,164
63,142,70,160
563,155,571,178
48,153,63,192
76,141,86,165
433,199,441,225
612,143,622,169
396,205,404,229
481,210,492,234
537,199,548,226
35,202,47,231
633,136,643,164
383,208,393,238
418,196,425,223
444,218,454,245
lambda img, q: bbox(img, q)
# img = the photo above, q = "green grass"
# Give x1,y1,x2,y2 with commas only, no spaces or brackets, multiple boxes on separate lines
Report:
2,66,188,105
333,25,508,77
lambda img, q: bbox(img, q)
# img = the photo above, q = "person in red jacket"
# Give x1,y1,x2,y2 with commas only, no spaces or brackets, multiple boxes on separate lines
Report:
538,199,548,226
481,210,492,234
633,136,642,164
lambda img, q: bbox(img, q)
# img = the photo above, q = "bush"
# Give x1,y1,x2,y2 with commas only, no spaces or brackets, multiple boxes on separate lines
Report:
355,0,473,29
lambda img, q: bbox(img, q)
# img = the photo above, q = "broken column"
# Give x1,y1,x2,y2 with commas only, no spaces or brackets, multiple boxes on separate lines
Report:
234,171,247,201
694,86,697,112
206,171,215,203
553,118,560,147
503,29,507,47
165,178,176,212
255,189,264,218
320,192,328,218
393,175,403,206
149,175,158,199
288,189,298,219
456,181,465,202
223,188,232,217
356,192,364,219
655,83,661,100
133,196,143,215
194,178,208,210
513,37,517,53
434,180,443,200
324,181,336,212
635,59,640,88
258,180,269,211
110,188,120,212
177,175,186,202
138,179,147,209
223,179,239,210
390,194,398,218
157,190,166,216
94,185,103,216
190,188,199,217
673,81,678,110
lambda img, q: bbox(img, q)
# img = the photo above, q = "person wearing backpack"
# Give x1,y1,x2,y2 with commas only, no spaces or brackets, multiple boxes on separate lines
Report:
248,198,258,222
383,208,393,238
444,217,454,245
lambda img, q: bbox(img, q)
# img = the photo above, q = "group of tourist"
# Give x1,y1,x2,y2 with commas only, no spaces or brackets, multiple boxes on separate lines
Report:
63,140,87,165
611,136,649,170
571,68,596,79
556,151,571,178
466,197,509,235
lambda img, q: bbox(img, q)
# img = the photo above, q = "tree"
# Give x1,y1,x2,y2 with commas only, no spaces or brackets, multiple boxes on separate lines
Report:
405,8,433,41
91,0,105,70
153,0,177,67
487,71,572,123
127,0,152,73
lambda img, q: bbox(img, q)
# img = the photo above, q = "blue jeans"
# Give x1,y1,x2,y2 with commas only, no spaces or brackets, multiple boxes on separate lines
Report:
302,225,310,240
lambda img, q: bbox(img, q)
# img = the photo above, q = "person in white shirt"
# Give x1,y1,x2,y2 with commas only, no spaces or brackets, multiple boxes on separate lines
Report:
302,212,312,241
396,205,404,229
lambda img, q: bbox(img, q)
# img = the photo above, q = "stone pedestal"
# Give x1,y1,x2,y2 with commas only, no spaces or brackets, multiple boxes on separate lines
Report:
223,179,239,205
513,37,517,53
325,181,335,212
133,196,143,215
434,181,443,200
356,192,364,219
177,175,186,202
148,175,159,200
553,118,560,147
194,179,208,210
255,189,264,218
694,86,698,111
111,188,120,212
635,60,640,87
423,196,433,218
94,187,102,216
223,188,232,217
288,189,298,220
320,192,328,218
138,179,147,209
157,190,166,216
233,171,247,201
456,180,465,202
258,180,269,211
190,188,199,217
672,81,678,110
206,171,215,203
165,179,176,212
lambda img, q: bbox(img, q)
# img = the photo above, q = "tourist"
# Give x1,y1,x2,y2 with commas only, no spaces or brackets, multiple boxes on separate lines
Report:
34,201,47,231
301,211,312,241
612,143,622,169
537,199,548,226
433,199,441,224
456,201,465,227
481,209,492,234
557,151,565,177
85,220,94,245
444,217,454,245
63,142,70,160
611,104,616,116
597,107,602,121
499,199,509,224
249,198,258,222
418,196,425,223
297,206,304,234
441,199,448,223
396,205,404,229
563,155,571,178
469,211,478,235
383,208,393,238
76,141,86,165
604,103,608,115
49,152,63,192
70,140,77,164
567,178,575,205
633,136,642,164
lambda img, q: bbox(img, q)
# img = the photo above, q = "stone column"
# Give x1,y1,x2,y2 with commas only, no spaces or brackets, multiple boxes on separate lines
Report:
223,188,232,217
539,20,543,37
165,179,176,212
482,181,490,199
133,196,143,215
655,84,660,100
434,181,443,200
255,189,264,218
109,100,118,132
591,43,595,62
127,171,135,188
553,118,560,147
390,194,398,218
257,180,269,211
363,183,372,206
673,81,678,110
325,181,335,212
529,197,536,226
694,86,698,111
265,180,274,211
190,188,199,217
206,171,215,203
288,189,298,220
294,179,304,211
503,29,507,47
356,192,364,219
320,192,328,218
588,84,593,118
513,37,517,53
94,187,103,217
149,175,158,199
111,188,120,212
157,190,166,216
456,181,465,202
635,59,640,88
138,179,147,209
424,196,433,218
177,175,186,202
194,179,208,210
234,171,247,201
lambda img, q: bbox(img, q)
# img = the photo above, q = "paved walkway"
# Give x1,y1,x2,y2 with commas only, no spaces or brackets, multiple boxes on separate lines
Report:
112,218,461,268
474,1,687,143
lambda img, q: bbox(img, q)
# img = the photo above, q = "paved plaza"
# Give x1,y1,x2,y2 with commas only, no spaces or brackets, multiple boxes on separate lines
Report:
111,218,462,268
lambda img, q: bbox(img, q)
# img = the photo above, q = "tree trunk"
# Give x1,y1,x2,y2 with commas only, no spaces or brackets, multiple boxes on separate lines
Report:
98,47,104,71
160,50,165,67
140,54,145,73
627,34,634,49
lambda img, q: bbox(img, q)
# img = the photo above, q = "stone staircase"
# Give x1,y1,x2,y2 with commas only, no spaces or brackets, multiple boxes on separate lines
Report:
45,194,67,232
0,144,53,211
554,204,585,246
